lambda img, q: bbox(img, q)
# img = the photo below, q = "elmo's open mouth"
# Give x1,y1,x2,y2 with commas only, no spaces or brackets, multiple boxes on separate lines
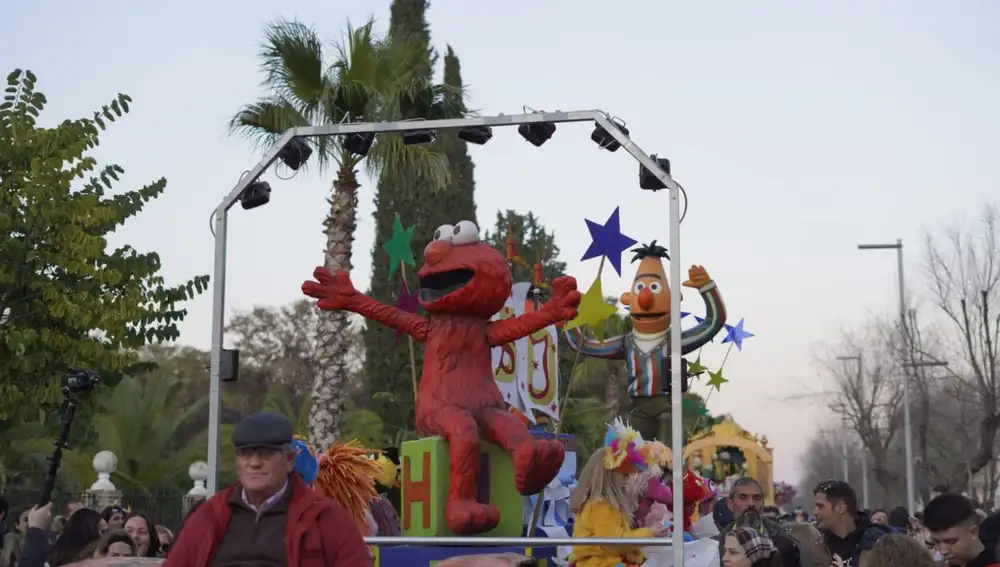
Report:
631,312,667,321
419,269,474,302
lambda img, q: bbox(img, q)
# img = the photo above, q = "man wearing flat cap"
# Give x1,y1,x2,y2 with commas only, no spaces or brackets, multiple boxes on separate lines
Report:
164,412,371,567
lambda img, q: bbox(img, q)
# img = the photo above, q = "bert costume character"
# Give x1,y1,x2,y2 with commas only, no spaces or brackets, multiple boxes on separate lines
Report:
566,241,726,443
164,412,371,567
303,220,581,534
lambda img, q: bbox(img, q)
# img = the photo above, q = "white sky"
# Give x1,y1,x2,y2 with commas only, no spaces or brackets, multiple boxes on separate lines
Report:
5,0,999,484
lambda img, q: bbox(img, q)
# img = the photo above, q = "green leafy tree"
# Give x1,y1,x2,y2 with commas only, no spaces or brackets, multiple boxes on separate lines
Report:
230,19,457,449
363,3,474,436
0,69,208,427
61,373,210,493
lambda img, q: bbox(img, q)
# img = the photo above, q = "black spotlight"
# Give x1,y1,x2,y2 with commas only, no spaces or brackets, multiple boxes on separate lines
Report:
591,120,630,152
343,132,375,157
517,122,556,147
240,181,271,210
457,125,492,145
639,154,672,191
277,137,313,171
403,129,437,145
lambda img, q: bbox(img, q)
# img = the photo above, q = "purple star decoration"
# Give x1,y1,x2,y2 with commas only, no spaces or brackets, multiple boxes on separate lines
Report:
580,207,638,276
721,318,754,351
394,280,420,344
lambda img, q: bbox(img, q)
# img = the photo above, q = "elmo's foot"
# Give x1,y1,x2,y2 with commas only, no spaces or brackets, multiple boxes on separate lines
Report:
513,439,565,495
446,499,500,534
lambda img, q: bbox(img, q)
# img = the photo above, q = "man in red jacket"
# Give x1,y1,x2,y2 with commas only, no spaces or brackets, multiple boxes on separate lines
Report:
165,412,371,567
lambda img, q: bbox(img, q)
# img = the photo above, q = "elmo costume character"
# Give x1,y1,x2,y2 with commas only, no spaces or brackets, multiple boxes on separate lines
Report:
303,220,581,534
678,470,711,532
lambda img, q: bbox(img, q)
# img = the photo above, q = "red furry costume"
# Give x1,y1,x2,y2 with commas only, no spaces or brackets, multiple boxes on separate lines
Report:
302,221,582,534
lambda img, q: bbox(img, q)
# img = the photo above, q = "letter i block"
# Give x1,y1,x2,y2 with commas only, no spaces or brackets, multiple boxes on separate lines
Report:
400,436,522,537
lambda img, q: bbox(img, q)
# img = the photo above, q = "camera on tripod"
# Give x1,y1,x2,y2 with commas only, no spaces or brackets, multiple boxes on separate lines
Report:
63,369,99,397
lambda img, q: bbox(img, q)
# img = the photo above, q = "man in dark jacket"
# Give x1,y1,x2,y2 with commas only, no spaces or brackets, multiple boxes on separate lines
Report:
717,477,809,567
813,480,891,567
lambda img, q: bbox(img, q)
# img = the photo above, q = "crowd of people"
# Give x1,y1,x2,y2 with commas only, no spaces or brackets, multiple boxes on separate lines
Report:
3,409,999,567
0,499,171,566
564,416,1000,567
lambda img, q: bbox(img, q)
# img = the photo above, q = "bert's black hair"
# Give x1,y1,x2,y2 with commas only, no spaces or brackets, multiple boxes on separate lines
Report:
923,493,977,532
631,240,670,264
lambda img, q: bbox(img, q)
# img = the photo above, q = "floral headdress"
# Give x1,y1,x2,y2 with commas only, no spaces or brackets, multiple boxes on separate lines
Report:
602,417,655,474
642,440,671,470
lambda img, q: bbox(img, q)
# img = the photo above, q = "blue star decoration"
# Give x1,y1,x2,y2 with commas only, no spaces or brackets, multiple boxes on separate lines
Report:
580,206,637,276
721,318,754,351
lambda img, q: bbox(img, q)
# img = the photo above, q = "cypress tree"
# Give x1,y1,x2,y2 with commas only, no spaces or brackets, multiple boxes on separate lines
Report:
364,4,478,436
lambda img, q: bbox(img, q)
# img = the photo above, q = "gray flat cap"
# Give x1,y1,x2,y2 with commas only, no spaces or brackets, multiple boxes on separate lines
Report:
232,412,293,449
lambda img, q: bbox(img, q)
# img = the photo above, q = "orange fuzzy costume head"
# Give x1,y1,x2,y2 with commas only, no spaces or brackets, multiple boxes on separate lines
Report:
314,440,382,536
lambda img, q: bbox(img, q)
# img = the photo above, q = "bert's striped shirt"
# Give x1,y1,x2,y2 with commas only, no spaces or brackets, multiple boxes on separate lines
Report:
564,281,726,397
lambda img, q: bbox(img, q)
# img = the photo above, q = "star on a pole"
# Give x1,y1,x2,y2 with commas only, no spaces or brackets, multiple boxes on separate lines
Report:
393,280,419,344
580,207,638,276
686,358,708,377
721,318,755,351
682,396,710,417
706,369,728,391
383,214,415,281
564,276,617,338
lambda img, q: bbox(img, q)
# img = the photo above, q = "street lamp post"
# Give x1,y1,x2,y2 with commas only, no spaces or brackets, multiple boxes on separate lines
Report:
857,240,917,511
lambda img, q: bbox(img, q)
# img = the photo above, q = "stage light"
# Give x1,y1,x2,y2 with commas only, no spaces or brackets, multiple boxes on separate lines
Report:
343,132,375,157
240,181,271,210
458,125,493,145
517,122,556,147
403,129,437,145
277,137,312,171
639,154,672,191
591,119,629,152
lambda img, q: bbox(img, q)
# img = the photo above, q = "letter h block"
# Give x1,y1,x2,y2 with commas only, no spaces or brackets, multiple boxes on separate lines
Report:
400,436,521,537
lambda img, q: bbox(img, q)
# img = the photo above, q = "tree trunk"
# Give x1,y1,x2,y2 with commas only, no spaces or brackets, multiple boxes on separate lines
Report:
308,163,360,451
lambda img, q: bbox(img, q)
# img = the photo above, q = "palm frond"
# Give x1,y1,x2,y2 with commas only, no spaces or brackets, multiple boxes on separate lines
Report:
229,99,337,172
259,19,328,121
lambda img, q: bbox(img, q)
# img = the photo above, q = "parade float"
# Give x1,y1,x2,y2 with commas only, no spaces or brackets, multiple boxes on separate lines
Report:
298,199,759,566
211,110,754,567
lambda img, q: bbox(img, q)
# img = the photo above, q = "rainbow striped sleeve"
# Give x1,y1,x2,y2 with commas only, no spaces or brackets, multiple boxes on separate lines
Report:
680,281,727,354
564,327,626,359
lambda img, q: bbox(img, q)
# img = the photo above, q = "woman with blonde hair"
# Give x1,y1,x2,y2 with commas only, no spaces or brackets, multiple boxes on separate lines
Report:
570,419,668,567
858,532,935,567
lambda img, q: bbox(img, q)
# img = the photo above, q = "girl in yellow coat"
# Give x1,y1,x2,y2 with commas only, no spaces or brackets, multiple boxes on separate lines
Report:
569,419,669,567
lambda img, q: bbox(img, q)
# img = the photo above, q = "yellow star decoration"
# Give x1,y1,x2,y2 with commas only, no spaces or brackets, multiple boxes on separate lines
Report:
564,276,617,339
686,358,708,377
706,368,728,391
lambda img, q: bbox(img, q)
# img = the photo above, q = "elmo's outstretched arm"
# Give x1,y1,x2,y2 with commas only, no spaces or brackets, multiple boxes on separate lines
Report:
487,275,581,346
352,297,430,341
303,267,429,341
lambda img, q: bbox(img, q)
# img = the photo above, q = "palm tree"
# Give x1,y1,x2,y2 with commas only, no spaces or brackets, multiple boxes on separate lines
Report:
62,375,208,493
230,19,459,450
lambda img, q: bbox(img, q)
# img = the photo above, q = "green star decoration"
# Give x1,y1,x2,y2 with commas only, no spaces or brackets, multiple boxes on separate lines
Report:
687,358,708,378
682,396,710,417
383,214,416,281
564,276,617,339
706,369,728,391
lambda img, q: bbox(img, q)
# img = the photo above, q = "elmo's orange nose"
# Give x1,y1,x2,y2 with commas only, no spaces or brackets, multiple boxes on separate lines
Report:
424,240,452,266
637,287,654,310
